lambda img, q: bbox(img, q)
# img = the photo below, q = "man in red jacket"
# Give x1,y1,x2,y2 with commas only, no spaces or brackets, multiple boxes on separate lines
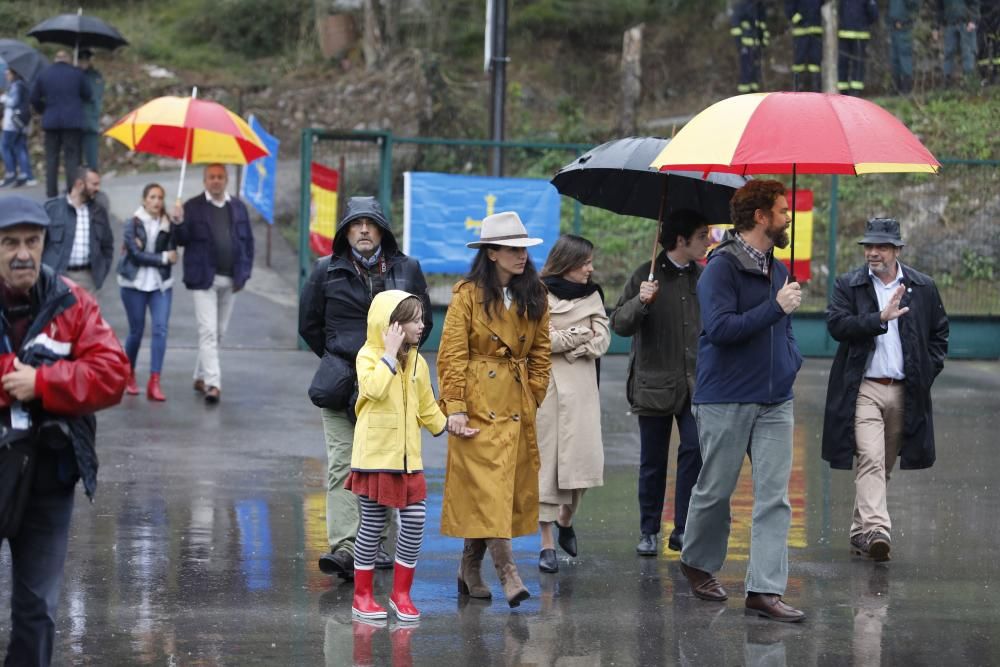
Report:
0,195,129,666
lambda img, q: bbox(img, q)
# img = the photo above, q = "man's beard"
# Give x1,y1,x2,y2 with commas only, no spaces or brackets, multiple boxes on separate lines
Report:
767,224,790,249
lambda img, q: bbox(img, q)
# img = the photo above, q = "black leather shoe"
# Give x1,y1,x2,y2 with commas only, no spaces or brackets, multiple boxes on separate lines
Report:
744,593,806,623
635,533,658,557
556,523,578,557
319,548,355,580
667,529,683,552
867,530,891,562
374,541,394,569
538,548,558,573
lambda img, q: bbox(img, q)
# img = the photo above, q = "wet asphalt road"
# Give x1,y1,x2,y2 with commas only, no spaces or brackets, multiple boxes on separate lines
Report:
3,176,1000,664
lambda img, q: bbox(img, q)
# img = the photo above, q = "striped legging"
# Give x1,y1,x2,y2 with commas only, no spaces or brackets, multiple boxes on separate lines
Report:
355,497,426,569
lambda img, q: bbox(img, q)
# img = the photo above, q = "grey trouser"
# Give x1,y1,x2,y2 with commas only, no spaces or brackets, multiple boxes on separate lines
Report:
321,408,392,554
682,400,794,596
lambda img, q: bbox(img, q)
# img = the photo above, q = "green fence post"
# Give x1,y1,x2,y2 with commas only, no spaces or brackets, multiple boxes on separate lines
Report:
379,131,394,222
297,129,314,351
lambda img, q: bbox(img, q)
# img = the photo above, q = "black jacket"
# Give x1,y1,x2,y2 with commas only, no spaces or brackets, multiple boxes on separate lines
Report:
41,195,115,289
29,61,92,131
117,215,176,283
174,194,254,290
822,263,949,470
299,226,432,407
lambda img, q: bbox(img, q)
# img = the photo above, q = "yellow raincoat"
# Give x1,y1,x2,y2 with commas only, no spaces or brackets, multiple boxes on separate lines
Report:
437,280,551,538
351,290,447,473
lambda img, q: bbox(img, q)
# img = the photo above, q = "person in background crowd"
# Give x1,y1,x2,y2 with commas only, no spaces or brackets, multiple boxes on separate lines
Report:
838,0,879,95
823,217,949,563
1,69,37,188
299,196,433,581
78,49,104,171
611,209,711,558
535,234,610,573
173,164,254,405
888,0,922,94
30,50,92,198
934,0,982,86
731,0,770,92
438,211,551,608
117,183,178,402
0,195,129,667
977,0,999,84
786,0,824,91
41,167,114,294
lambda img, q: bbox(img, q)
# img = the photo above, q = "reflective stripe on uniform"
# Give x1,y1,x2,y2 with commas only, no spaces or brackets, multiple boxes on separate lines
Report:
838,30,871,39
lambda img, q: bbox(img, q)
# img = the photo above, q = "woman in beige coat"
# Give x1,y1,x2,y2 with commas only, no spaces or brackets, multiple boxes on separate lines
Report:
536,235,610,573
438,211,551,608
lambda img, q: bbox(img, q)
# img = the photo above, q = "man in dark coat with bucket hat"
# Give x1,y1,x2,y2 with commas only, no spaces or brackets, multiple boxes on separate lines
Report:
822,217,949,563
299,196,432,580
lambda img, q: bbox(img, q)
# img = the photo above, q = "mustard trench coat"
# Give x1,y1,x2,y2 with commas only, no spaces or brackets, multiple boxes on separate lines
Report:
437,281,552,538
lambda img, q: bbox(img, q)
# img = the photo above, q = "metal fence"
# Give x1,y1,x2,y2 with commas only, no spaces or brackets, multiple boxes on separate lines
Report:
299,130,1000,318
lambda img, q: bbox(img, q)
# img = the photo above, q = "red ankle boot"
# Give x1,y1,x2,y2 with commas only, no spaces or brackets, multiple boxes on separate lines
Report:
389,562,420,622
125,371,140,395
352,569,387,620
147,372,166,401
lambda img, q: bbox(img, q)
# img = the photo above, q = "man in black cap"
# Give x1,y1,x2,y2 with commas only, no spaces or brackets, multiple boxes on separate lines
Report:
0,195,128,666
822,217,949,563
299,196,432,579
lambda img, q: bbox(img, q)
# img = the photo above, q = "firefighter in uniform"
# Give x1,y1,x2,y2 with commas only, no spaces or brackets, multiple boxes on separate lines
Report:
838,0,880,95
786,0,823,91
732,0,770,92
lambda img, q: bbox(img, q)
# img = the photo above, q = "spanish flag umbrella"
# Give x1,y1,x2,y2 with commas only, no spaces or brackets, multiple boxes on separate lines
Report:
649,92,940,278
105,88,270,203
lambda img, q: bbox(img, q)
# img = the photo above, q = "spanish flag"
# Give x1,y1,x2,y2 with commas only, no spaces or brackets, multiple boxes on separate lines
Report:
309,162,339,256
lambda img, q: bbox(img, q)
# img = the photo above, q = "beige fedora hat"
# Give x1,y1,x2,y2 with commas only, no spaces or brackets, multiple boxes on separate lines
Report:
467,211,544,249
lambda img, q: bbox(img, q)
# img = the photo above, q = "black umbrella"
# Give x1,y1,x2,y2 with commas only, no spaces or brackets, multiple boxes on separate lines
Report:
27,10,128,56
551,136,747,279
0,39,50,85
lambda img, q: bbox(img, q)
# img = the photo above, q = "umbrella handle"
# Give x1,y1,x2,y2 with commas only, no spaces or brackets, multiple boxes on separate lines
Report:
648,177,669,281
789,167,796,283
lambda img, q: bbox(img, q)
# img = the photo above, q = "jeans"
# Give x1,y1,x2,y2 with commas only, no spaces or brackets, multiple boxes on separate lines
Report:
3,451,76,667
682,400,794,596
890,27,914,81
43,129,81,198
637,406,702,536
1,130,33,182
120,287,173,374
191,275,236,389
81,130,99,171
942,23,978,76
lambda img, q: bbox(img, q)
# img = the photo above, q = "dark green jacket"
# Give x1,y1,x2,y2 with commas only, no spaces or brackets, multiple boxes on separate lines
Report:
888,0,921,24
610,252,701,416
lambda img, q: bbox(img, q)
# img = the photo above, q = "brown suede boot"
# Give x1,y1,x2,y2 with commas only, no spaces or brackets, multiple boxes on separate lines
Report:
486,538,530,608
457,538,492,599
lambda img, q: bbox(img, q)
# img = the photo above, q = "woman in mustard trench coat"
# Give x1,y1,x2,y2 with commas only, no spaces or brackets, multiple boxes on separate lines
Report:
437,211,551,608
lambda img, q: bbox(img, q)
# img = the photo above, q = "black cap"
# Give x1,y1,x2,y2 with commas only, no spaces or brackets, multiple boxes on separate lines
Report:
858,217,904,247
0,195,50,230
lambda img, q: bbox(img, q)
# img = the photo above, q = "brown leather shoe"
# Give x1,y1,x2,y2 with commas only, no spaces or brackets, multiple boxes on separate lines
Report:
193,378,206,394
745,594,806,623
679,561,728,602
204,386,221,404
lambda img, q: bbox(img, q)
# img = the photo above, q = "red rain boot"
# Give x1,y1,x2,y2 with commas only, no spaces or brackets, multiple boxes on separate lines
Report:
351,618,383,667
352,569,387,621
147,372,166,401
125,371,140,395
389,562,420,622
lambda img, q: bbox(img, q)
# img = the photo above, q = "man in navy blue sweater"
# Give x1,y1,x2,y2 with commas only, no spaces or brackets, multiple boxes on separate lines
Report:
678,180,806,623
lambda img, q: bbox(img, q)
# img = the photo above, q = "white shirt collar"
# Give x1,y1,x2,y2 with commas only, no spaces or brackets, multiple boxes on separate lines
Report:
205,191,231,208
868,262,903,287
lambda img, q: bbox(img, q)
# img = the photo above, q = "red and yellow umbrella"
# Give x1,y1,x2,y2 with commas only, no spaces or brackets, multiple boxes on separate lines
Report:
105,90,270,201
649,92,939,277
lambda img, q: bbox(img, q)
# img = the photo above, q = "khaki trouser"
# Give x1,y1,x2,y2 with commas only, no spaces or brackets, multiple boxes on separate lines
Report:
321,408,393,554
191,275,236,390
538,489,585,524
851,379,904,538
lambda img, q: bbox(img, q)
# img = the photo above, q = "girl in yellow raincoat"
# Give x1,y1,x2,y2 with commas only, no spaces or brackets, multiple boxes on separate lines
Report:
347,290,476,623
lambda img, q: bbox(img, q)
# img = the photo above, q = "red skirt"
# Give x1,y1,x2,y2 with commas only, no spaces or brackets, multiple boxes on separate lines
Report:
346,471,427,508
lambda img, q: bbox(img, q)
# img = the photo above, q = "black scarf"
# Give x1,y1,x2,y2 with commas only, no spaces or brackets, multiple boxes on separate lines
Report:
542,275,604,303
